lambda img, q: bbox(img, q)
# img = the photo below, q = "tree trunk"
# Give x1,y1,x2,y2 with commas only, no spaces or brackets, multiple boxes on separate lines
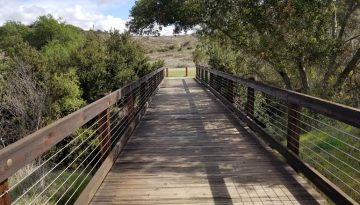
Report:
297,55,309,93
333,47,360,90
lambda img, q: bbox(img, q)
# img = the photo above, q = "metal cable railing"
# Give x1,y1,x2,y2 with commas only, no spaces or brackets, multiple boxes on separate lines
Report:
196,65,360,205
0,68,165,205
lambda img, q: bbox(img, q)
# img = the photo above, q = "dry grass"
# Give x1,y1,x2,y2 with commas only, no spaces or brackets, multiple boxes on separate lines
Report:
134,35,197,68
166,67,196,77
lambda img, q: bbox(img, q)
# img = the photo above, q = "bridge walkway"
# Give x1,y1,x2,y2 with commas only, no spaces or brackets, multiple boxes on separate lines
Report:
90,78,326,205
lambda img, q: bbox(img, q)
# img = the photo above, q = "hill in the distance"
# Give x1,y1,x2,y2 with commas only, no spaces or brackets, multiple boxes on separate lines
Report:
134,34,197,68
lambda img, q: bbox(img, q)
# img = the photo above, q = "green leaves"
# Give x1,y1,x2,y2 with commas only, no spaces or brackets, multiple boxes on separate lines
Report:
0,15,163,144
128,0,202,35
128,0,360,104
49,68,85,118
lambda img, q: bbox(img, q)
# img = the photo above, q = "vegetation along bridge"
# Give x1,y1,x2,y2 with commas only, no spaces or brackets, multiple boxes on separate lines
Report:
0,66,359,205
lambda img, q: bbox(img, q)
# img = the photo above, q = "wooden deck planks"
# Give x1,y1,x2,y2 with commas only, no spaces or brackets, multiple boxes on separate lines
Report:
90,78,327,205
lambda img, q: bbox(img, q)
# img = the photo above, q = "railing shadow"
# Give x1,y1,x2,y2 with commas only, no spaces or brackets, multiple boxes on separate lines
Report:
182,79,233,205
101,78,323,204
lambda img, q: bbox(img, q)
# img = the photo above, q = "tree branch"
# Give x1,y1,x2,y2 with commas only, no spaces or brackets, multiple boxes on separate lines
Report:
338,1,359,40
344,34,360,43
333,47,360,90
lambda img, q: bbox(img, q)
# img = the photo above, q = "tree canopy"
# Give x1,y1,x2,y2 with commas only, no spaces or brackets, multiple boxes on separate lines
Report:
128,0,360,105
0,15,164,146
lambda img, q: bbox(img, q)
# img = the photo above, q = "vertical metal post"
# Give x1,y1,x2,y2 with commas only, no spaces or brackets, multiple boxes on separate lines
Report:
246,77,255,118
98,98,111,161
287,103,301,155
0,180,10,205
210,73,214,88
185,67,188,77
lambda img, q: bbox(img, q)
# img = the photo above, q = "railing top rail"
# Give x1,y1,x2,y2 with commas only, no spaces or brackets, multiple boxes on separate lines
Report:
0,67,164,183
197,65,360,128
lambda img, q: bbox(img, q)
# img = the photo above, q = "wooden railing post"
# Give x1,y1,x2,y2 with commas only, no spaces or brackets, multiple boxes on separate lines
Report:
166,68,169,77
97,95,111,161
144,79,149,101
185,67,188,77
227,78,234,103
0,180,11,205
126,93,135,124
152,74,156,92
215,75,220,92
150,76,154,93
219,76,224,94
246,77,255,118
155,72,159,86
210,72,214,88
214,75,220,93
205,70,208,84
139,82,146,109
287,103,301,155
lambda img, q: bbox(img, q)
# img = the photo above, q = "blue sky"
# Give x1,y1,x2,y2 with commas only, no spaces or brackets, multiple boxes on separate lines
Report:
0,0,185,35
103,0,135,19
0,0,175,33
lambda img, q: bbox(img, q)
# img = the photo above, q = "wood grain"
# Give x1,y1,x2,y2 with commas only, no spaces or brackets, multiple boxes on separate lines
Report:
91,78,327,205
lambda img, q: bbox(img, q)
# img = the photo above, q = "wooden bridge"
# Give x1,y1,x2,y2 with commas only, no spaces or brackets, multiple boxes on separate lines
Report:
0,66,359,205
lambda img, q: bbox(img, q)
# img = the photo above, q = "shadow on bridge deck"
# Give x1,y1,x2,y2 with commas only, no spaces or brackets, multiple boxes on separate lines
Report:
90,78,327,205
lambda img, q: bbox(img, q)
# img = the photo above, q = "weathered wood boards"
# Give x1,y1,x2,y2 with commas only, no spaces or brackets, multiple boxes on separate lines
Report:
91,78,326,205
197,66,358,205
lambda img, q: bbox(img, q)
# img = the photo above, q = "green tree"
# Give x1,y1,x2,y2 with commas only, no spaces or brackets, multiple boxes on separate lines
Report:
105,31,163,91
0,21,31,52
28,15,83,49
0,15,164,145
74,31,107,102
128,0,360,103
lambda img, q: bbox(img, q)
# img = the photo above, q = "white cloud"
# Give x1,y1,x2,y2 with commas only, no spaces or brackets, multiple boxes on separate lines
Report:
0,0,127,31
0,0,193,36
96,0,131,5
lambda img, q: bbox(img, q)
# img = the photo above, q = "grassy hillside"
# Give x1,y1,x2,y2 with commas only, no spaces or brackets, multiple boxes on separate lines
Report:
134,34,197,68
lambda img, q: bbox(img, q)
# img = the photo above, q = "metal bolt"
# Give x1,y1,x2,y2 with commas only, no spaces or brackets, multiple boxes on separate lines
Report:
6,159,12,167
